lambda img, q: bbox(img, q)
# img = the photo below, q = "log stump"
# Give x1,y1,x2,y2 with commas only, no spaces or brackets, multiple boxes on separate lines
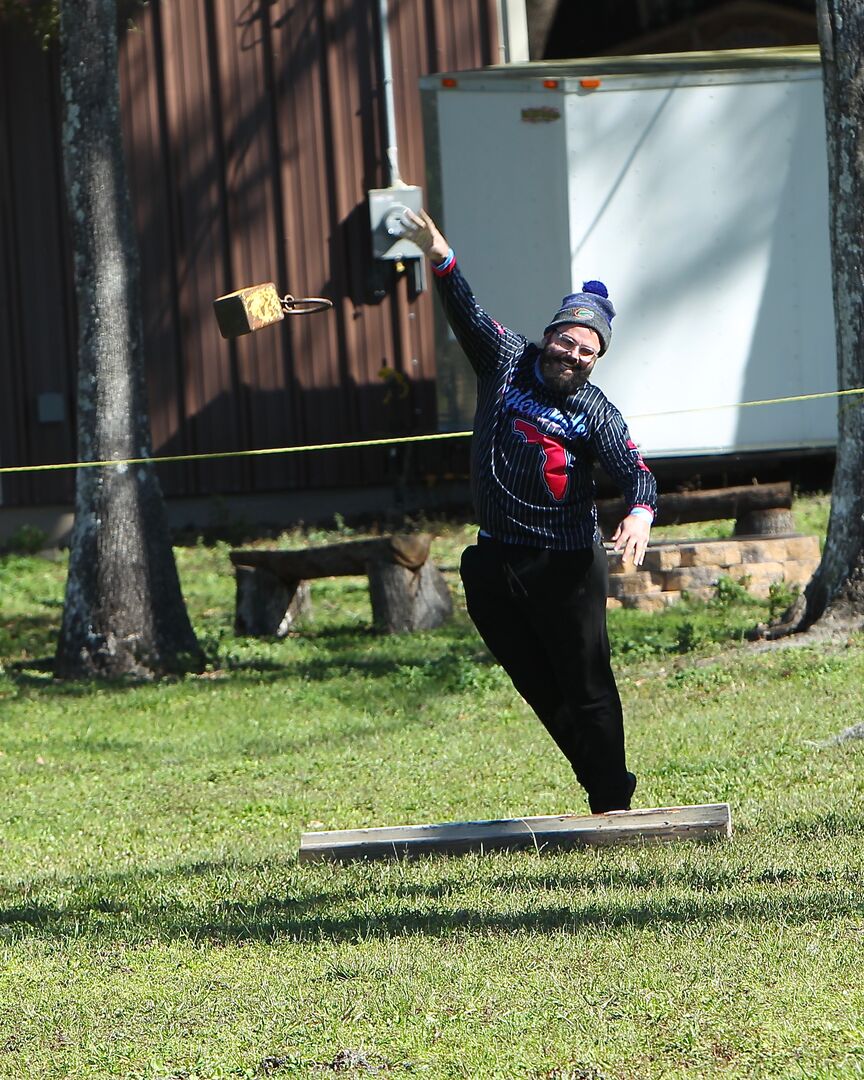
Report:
234,568,311,638
367,560,454,633
733,507,796,536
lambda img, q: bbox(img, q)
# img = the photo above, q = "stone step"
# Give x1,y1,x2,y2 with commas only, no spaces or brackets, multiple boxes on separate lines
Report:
604,533,822,611
608,533,820,576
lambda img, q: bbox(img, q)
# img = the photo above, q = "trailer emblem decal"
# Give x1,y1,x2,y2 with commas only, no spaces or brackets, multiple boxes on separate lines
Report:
521,106,560,123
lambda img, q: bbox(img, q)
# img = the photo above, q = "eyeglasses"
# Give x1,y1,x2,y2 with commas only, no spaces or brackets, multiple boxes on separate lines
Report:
549,330,599,362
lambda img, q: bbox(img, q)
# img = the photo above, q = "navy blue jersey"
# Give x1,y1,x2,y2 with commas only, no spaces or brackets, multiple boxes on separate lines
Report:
434,258,658,550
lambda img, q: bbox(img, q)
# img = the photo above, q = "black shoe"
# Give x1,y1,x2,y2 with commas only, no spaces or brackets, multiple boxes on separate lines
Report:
590,772,637,815
623,770,637,809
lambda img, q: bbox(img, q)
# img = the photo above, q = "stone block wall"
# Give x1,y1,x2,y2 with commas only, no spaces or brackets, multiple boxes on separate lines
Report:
606,534,821,611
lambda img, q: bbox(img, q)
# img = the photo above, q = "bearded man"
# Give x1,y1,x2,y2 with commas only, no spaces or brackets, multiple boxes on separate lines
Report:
404,209,658,814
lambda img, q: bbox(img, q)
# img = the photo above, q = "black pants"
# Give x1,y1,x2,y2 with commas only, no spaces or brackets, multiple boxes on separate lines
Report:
460,536,632,813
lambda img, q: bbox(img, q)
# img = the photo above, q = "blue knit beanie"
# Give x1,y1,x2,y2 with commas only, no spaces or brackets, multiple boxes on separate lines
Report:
543,280,616,356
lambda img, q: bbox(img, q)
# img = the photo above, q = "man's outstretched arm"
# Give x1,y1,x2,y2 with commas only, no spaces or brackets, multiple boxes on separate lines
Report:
591,411,657,567
401,209,525,376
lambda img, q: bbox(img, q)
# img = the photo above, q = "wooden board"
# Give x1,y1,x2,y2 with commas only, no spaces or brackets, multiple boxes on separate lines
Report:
596,481,792,533
230,533,432,580
298,804,732,863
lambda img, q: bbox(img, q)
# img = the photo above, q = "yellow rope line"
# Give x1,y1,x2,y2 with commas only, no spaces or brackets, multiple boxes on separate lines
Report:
0,431,471,475
627,385,864,420
1,386,861,477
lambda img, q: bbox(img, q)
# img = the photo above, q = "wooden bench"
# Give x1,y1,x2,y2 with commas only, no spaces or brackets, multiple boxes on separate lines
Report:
596,480,794,536
230,533,453,637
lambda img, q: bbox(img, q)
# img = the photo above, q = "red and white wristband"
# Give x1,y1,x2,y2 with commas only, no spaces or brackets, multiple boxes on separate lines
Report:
432,248,456,276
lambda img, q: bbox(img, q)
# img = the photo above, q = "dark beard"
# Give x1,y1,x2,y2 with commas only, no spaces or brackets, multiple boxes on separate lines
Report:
538,348,592,396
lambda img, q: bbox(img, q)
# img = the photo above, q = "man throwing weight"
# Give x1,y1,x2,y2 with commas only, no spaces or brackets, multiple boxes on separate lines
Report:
403,209,658,814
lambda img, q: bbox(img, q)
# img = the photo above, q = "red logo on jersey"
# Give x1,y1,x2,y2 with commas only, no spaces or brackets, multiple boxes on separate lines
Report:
626,438,651,472
513,418,569,501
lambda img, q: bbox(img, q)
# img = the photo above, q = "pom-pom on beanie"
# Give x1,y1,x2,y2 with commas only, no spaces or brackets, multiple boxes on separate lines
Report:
544,280,616,356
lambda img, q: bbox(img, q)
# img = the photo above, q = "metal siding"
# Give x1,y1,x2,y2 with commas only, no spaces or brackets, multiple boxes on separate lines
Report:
0,0,494,508
212,1,298,495
122,8,192,497
159,0,247,495
0,33,27,508
0,33,75,508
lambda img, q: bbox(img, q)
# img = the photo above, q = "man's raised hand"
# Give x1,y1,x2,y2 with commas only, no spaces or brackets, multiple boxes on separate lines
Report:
402,209,450,264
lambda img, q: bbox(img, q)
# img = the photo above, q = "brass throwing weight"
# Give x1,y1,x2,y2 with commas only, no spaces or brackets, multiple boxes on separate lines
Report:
213,282,333,339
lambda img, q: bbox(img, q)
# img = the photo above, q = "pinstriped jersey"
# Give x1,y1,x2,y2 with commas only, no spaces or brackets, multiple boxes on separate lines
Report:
434,259,658,550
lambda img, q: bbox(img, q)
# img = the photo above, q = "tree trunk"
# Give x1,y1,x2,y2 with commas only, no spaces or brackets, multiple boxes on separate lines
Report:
54,0,204,678
758,2,864,638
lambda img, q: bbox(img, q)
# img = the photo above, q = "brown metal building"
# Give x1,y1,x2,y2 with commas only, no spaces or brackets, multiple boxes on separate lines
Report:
1,0,818,534
0,0,499,520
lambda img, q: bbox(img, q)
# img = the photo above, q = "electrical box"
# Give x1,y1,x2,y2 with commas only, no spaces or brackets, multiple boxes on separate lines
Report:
367,184,426,296
420,48,837,460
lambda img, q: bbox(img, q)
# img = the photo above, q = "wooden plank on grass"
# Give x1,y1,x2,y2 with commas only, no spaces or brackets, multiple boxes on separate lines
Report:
298,804,732,863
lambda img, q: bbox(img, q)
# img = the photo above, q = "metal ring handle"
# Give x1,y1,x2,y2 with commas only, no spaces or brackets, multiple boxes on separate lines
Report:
281,295,334,315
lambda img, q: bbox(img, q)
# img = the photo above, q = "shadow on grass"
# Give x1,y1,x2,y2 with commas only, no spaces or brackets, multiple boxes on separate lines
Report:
2,813,863,944
3,884,860,944
4,635,495,699
225,649,497,688
0,614,61,661
3,614,488,695
4,667,193,698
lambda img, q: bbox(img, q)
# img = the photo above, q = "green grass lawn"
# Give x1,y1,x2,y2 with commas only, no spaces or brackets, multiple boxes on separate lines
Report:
1,494,862,1079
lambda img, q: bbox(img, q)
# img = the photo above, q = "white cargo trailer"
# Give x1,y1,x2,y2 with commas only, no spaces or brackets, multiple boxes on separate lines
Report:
419,47,836,462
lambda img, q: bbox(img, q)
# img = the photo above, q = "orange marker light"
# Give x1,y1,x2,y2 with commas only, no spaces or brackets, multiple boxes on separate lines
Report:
580,78,602,89
543,79,559,89
441,77,458,88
